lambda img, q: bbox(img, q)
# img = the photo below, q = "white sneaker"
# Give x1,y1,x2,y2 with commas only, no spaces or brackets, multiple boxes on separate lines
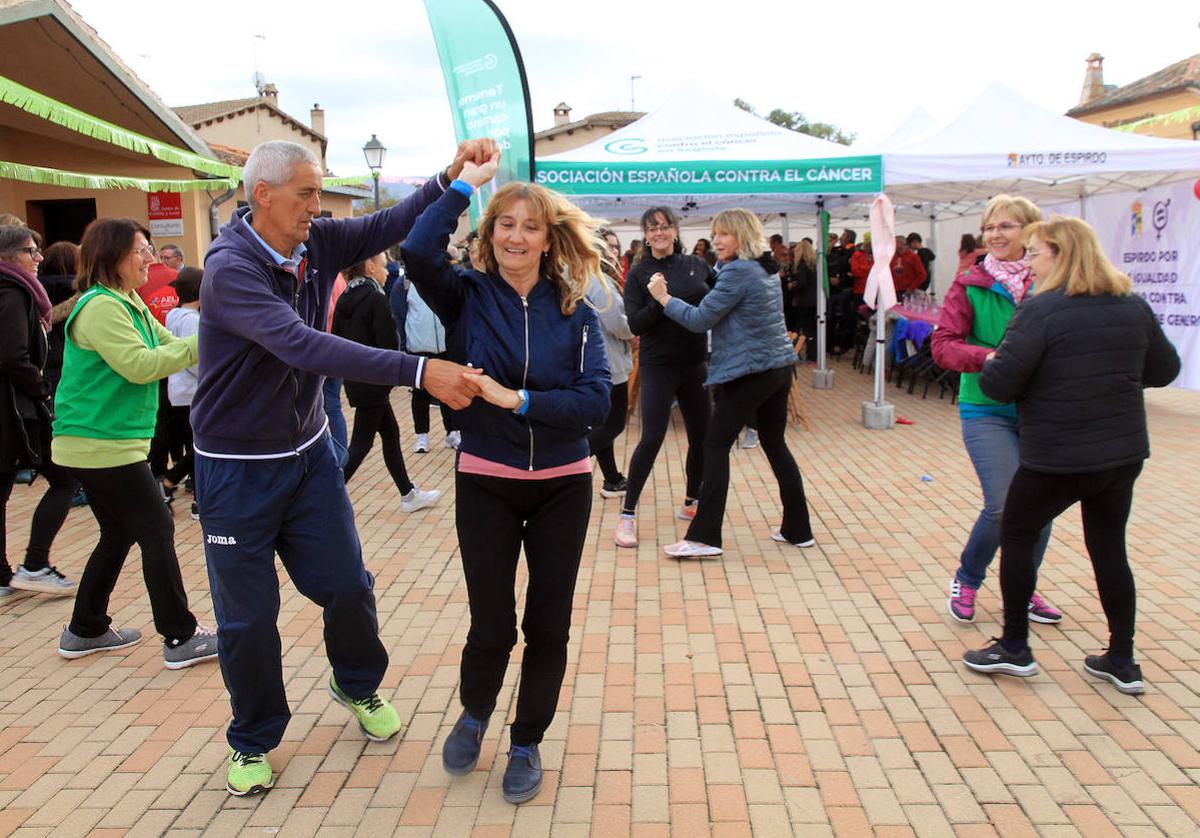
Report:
413,434,430,454
11,565,77,596
401,486,441,513
614,516,638,548
770,530,815,548
663,540,722,558
740,429,760,449
444,430,461,450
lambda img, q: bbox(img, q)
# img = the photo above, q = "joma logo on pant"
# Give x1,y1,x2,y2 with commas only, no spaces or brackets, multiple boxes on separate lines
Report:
206,534,238,545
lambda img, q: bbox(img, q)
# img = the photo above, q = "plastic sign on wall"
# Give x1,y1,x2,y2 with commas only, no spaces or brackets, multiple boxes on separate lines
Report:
147,191,183,238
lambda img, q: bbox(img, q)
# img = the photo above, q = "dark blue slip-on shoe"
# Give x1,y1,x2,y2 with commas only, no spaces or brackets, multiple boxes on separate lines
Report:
442,710,488,775
962,638,1038,677
502,743,542,804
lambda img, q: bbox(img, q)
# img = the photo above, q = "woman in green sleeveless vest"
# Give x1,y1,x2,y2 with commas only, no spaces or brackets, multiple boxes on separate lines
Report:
930,196,1061,627
52,219,218,670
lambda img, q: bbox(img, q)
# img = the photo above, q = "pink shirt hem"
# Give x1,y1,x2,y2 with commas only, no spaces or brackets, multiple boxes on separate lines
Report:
457,451,593,480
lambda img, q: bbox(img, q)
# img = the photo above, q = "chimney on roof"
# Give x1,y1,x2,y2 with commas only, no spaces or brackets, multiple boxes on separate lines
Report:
261,83,279,106
310,103,325,136
1079,53,1105,106
553,102,572,126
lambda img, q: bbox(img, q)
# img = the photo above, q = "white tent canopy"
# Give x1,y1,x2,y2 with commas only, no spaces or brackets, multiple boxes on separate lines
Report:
534,85,881,221
877,83,1200,220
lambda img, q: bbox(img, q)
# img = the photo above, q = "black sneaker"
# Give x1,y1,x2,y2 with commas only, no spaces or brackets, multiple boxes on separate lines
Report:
962,638,1038,677
599,475,628,499
190,502,200,521
1084,653,1144,695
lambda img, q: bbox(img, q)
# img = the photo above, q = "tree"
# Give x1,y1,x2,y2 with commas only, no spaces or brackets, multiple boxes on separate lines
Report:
734,99,856,146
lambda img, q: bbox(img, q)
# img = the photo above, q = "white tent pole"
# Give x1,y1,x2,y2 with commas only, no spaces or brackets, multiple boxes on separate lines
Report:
812,199,834,389
928,210,937,300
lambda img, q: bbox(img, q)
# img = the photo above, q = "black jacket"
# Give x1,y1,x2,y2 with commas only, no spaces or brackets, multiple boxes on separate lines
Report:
623,252,715,367
331,278,399,408
0,263,52,470
980,288,1180,473
38,273,75,392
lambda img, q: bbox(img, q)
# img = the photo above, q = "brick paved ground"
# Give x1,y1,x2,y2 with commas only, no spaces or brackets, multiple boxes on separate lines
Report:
2,359,1199,837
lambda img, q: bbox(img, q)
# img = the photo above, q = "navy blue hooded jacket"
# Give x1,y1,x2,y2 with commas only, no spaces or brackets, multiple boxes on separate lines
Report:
191,175,447,457
401,186,610,471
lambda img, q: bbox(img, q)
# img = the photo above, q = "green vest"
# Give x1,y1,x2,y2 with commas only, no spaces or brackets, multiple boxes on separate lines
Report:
958,284,1015,407
53,285,160,440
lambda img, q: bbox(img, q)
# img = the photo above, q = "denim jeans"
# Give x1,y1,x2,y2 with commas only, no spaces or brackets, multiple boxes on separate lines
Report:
322,376,349,467
956,414,1051,589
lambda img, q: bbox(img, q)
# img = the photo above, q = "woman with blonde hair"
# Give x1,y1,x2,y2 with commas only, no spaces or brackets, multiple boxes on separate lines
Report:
932,195,1060,625
647,208,813,558
963,216,1179,693
789,238,819,360
401,153,610,804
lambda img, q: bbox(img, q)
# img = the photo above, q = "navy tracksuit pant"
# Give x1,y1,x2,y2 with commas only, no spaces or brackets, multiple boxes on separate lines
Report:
195,435,387,753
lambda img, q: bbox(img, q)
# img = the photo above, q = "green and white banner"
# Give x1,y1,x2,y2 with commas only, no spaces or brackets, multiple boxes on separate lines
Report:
423,0,533,220
535,157,882,195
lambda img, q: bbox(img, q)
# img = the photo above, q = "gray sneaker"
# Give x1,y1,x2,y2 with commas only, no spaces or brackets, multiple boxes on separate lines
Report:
11,565,77,596
164,624,219,670
58,626,142,659
400,486,441,513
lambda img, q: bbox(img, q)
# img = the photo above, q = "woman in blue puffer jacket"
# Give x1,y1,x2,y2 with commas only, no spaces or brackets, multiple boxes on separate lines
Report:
648,208,813,558
400,151,610,806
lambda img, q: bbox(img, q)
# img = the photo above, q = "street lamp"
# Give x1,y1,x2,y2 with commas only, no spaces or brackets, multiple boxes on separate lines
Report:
362,134,387,211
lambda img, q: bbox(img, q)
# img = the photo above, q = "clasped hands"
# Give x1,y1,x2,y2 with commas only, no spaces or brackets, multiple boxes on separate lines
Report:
647,272,670,305
421,359,521,411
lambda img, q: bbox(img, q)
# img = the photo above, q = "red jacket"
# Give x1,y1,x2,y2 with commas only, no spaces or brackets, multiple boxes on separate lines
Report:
850,250,873,295
138,263,178,325
890,249,927,295
930,264,998,373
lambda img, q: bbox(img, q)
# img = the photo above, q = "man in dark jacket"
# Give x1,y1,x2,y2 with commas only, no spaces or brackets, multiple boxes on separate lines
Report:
193,138,493,797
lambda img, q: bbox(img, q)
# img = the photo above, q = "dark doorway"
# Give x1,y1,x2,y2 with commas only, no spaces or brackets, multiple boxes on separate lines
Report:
25,198,97,246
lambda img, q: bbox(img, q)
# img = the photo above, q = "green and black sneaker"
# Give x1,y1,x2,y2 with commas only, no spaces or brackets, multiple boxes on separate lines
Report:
226,748,273,796
327,676,403,742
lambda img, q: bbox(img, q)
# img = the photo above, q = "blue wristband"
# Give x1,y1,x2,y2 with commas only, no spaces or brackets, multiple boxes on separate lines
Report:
516,389,530,415
449,179,474,197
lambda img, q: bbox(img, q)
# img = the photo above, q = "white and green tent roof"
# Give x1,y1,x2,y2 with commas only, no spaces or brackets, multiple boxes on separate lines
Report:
534,86,882,221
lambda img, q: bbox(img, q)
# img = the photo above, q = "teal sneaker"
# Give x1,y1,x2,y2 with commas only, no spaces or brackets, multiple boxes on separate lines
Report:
327,676,403,742
226,748,273,796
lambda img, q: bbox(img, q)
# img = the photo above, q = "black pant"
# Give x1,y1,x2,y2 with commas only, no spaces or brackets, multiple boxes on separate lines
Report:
797,308,818,361
1000,462,1143,657
149,380,183,478
162,405,194,487
410,354,455,434
0,447,79,584
343,403,413,495
686,366,812,549
588,381,629,483
455,471,591,746
622,362,710,514
66,461,197,644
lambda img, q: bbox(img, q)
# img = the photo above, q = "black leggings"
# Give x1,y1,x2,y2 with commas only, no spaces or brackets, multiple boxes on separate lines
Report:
66,461,197,643
587,381,629,484
622,362,710,514
455,471,591,746
162,405,194,487
343,403,413,495
686,366,812,548
0,447,79,583
1000,462,1142,657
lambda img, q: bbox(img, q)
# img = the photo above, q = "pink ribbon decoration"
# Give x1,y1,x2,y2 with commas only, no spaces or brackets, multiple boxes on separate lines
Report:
864,194,897,312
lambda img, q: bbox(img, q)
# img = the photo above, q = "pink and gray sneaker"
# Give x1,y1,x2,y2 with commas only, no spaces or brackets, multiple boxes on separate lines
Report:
1027,592,1063,624
948,579,977,623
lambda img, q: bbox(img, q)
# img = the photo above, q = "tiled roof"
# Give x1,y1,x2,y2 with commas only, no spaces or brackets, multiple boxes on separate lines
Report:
535,111,644,141
1069,53,1200,116
206,142,249,166
173,97,326,144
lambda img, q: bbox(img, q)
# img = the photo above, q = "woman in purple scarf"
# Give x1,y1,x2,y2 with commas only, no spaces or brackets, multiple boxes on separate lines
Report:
0,223,80,598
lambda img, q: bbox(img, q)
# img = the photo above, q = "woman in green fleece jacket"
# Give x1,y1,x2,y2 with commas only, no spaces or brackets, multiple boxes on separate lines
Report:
51,219,217,670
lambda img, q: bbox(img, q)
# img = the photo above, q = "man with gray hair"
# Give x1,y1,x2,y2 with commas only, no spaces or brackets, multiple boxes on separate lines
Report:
192,138,494,796
158,244,184,271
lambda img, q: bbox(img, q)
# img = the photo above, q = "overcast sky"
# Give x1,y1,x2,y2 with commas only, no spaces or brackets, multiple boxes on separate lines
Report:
72,0,1200,178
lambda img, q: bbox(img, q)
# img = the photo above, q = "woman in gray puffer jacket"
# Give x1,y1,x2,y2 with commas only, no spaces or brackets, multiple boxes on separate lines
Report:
586,230,634,497
648,209,813,558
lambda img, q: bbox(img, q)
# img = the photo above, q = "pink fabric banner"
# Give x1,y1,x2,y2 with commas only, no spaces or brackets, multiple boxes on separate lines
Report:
864,194,897,312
